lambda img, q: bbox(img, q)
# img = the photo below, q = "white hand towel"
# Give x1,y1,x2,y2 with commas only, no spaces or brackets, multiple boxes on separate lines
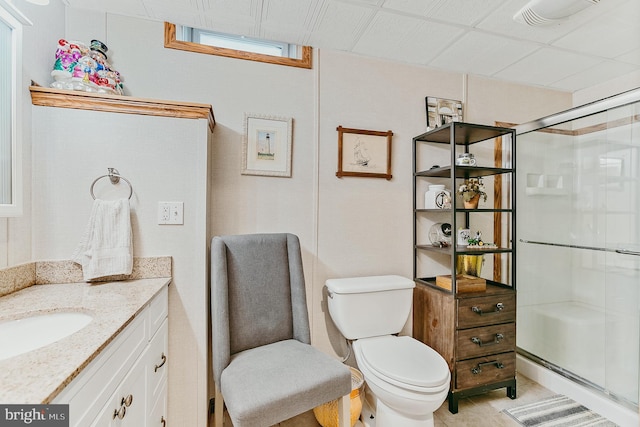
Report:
72,198,133,281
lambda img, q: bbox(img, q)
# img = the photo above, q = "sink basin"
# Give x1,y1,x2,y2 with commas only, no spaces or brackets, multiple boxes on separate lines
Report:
0,312,93,361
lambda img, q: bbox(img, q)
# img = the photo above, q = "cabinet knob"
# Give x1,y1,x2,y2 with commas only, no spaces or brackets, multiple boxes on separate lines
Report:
155,352,167,372
113,406,126,420
161,416,166,427
122,394,133,407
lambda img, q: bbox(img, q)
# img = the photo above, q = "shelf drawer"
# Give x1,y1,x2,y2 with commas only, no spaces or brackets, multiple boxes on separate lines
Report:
457,293,515,329
455,352,515,390
456,323,515,360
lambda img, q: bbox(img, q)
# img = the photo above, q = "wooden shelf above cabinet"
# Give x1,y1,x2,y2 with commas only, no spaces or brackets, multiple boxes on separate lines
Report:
29,85,216,132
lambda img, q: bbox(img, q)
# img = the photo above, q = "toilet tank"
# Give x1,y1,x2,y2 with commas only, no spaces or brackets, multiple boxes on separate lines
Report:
325,275,415,340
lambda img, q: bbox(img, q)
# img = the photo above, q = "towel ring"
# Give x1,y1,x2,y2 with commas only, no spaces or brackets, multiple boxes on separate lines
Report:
90,168,133,200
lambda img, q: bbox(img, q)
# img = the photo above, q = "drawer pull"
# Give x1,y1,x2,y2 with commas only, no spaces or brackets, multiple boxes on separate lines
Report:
471,302,504,315
122,394,133,407
155,353,167,372
113,406,126,420
471,360,504,375
161,416,166,426
471,333,504,347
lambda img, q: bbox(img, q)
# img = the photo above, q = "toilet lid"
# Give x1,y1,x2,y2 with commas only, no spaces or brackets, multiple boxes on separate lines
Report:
358,336,449,388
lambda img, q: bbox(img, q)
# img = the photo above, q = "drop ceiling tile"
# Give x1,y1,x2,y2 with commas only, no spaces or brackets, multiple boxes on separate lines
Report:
617,48,640,66
552,0,640,59
307,1,375,50
429,31,539,76
549,60,639,92
346,0,384,5
144,0,200,10
381,0,441,17
144,3,205,29
200,0,261,36
353,10,464,64
494,48,601,87
259,0,318,43
65,0,148,16
201,0,255,14
429,0,505,26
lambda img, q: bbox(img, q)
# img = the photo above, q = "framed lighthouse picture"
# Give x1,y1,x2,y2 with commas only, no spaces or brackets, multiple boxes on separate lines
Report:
242,113,293,177
336,126,393,180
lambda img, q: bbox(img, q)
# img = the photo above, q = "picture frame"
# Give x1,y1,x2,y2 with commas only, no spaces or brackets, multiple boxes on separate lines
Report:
242,113,293,177
425,97,463,130
336,126,393,180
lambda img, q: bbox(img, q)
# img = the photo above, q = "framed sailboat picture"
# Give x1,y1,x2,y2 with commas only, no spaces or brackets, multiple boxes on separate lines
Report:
336,126,393,180
242,113,293,177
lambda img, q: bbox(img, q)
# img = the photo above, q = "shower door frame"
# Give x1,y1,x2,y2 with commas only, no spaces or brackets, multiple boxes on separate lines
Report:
514,86,640,411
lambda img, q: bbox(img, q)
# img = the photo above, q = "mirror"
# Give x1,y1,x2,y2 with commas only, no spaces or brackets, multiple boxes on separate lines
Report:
0,1,29,216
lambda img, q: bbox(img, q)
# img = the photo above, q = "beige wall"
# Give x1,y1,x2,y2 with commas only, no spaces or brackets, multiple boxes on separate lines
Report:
3,5,581,426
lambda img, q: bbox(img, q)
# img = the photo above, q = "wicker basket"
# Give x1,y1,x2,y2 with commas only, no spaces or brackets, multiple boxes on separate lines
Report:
313,367,365,427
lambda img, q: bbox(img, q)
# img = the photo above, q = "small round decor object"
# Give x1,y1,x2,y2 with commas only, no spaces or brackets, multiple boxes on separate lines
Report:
429,223,452,247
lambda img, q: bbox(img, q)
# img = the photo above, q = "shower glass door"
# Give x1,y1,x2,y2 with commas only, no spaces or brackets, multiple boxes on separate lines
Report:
516,90,640,409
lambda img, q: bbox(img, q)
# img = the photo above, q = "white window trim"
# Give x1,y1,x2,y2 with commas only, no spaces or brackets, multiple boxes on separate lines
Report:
0,0,30,217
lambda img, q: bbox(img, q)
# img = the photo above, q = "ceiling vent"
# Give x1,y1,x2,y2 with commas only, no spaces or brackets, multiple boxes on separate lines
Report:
513,0,600,26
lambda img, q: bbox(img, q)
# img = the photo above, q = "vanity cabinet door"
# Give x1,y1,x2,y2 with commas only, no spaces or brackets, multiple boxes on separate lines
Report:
148,381,168,427
146,319,168,414
91,355,147,427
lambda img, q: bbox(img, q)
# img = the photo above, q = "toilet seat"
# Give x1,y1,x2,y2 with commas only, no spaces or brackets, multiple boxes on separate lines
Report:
355,335,449,393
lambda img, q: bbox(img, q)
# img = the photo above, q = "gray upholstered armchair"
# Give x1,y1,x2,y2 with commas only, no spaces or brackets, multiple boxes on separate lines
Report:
210,233,352,427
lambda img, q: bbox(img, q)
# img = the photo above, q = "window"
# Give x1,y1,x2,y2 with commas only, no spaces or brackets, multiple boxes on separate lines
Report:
164,22,312,69
187,27,300,59
0,1,29,216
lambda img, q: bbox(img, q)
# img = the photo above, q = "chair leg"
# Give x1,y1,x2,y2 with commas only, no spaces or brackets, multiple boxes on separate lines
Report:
337,394,351,427
214,386,224,427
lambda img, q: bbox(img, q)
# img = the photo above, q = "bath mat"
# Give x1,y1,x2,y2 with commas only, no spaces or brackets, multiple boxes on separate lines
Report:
503,394,618,426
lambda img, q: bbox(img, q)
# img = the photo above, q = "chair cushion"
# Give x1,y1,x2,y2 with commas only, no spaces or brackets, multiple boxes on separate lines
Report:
221,339,352,427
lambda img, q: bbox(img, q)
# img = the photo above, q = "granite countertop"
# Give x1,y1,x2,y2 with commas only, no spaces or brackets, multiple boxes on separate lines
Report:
0,277,170,404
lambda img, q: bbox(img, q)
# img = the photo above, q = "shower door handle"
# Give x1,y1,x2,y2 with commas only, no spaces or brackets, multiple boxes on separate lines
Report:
471,333,504,347
471,360,504,375
471,303,504,315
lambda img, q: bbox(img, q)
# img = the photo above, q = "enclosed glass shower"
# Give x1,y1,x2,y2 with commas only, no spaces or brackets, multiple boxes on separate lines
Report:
515,88,640,410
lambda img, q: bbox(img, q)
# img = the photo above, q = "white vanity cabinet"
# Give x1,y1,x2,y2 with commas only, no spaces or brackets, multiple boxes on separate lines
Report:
53,285,169,427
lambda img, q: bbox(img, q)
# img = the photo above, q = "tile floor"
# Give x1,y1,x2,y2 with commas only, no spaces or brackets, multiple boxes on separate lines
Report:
210,373,556,426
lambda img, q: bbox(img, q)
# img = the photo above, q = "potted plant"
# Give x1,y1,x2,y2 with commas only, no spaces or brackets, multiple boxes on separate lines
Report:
457,178,487,209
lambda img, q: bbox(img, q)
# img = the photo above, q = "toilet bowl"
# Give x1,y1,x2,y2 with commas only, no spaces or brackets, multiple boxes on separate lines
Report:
326,275,450,427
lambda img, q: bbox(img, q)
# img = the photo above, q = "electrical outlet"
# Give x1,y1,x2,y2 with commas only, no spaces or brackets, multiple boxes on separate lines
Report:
158,202,184,225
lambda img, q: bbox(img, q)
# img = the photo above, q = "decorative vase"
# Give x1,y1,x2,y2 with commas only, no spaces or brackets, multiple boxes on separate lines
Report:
456,254,484,276
463,193,480,209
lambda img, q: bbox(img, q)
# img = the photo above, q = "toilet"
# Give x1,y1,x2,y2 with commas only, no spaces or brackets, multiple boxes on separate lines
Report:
326,275,450,427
